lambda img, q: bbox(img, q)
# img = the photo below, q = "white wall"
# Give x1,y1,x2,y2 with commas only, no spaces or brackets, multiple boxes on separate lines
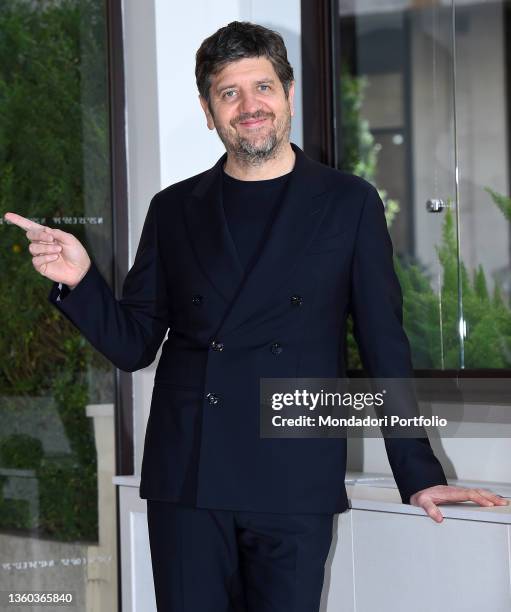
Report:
121,0,303,475
153,1,302,188
349,434,511,486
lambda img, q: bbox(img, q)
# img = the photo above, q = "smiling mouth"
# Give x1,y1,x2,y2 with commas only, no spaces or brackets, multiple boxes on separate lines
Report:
238,117,269,128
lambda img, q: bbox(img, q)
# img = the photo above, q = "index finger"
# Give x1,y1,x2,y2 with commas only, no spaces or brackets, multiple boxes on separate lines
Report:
3,212,46,232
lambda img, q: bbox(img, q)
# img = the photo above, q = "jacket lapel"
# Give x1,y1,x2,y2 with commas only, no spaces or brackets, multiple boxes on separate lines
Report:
184,150,244,305
184,143,333,338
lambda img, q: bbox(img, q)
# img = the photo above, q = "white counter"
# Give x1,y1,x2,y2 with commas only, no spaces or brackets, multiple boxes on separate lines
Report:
114,472,511,611
114,472,511,522
344,471,511,524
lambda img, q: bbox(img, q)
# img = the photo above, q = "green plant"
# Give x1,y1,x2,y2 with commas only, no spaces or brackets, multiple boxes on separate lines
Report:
0,434,44,469
340,63,400,228
0,0,109,541
485,187,511,221
340,63,401,369
340,66,511,370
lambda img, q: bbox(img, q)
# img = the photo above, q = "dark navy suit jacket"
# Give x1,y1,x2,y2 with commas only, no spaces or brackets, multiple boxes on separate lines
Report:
47,142,448,513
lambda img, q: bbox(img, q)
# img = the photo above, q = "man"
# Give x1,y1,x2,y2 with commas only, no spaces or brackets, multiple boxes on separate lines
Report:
5,20,507,612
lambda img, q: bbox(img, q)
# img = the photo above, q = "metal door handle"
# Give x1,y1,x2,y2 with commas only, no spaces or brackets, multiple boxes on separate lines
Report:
426,198,450,212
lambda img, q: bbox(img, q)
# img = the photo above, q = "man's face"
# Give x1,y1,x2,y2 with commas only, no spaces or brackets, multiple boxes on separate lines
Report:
199,56,295,164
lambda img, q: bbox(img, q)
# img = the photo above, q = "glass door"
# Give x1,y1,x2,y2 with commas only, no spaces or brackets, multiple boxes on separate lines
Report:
337,0,511,371
451,0,511,369
0,1,118,608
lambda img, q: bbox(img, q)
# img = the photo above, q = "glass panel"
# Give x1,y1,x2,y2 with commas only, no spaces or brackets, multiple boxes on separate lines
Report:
453,0,511,368
0,0,117,607
337,0,463,370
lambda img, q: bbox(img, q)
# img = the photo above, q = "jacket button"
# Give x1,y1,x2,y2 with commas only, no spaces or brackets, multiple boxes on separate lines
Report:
290,294,303,306
210,339,224,351
205,392,220,405
192,294,203,305
270,342,283,355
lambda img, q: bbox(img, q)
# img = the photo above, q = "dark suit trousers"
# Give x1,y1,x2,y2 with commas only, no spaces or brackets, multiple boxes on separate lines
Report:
147,500,335,612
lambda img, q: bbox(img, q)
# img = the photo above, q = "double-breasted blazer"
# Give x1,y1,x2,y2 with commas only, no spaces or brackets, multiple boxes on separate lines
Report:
48,142,447,513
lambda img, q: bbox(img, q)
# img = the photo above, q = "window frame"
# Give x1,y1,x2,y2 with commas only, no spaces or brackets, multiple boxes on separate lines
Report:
300,0,511,398
106,0,134,473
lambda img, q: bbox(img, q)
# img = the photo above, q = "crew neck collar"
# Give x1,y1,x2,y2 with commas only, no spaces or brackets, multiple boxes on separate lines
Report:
221,165,294,184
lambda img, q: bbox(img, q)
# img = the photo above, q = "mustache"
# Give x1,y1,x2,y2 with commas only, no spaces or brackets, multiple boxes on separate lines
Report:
232,110,275,126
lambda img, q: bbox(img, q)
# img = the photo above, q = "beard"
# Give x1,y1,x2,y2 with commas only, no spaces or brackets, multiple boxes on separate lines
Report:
214,106,292,166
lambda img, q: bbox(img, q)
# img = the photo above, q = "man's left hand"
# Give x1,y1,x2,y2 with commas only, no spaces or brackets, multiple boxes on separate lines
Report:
409,485,509,523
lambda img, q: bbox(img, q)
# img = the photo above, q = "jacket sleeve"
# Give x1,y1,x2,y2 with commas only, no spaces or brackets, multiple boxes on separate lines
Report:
47,193,170,373
348,184,448,504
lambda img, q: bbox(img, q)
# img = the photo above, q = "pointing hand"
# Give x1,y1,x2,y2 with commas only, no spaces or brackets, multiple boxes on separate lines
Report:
4,212,91,289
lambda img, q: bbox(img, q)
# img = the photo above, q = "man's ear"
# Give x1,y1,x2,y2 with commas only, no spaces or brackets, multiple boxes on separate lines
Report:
199,95,215,130
288,81,296,117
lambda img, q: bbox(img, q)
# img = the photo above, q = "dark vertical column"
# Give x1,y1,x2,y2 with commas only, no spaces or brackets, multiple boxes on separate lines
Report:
105,0,133,478
504,0,511,268
106,1,131,608
301,0,338,165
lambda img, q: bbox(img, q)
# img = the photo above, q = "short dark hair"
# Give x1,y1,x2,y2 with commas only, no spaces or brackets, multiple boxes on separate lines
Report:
195,21,294,105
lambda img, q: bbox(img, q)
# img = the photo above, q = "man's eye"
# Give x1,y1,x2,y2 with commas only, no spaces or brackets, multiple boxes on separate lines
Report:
223,91,236,98
259,84,270,91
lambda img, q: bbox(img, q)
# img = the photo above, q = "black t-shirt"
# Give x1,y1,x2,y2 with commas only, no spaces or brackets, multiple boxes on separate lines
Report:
221,166,293,276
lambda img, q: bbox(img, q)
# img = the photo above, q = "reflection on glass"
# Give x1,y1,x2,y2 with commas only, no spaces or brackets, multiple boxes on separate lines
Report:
454,0,511,369
0,0,117,608
338,0,511,370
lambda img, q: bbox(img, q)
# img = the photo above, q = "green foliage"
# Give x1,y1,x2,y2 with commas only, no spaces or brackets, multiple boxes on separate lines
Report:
485,187,511,221
38,457,98,541
0,434,44,469
340,65,378,181
0,494,32,531
0,0,110,394
340,63,400,228
340,67,511,371
0,0,108,541
396,207,511,369
340,64,402,368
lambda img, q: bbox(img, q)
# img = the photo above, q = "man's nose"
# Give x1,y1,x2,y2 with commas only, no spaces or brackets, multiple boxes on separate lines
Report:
237,91,262,116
